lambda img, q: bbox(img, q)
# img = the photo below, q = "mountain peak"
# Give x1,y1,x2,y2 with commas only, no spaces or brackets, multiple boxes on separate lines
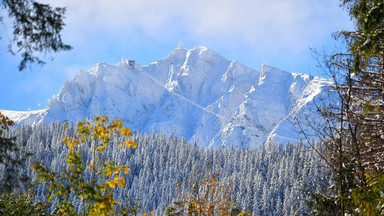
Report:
3,46,328,148
165,46,218,62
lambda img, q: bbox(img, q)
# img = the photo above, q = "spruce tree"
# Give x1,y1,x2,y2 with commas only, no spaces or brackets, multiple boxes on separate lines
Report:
1,0,72,70
305,1,384,215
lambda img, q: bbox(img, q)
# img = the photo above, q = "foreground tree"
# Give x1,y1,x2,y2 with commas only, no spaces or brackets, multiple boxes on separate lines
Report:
340,1,384,214
305,0,384,215
165,170,251,216
0,192,49,216
0,112,30,192
0,113,43,214
1,0,72,70
303,51,361,215
31,116,136,215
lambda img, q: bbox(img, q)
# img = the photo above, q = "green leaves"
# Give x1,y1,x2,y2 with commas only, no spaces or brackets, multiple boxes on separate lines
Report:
31,116,136,215
341,0,384,72
0,192,49,216
0,112,29,192
351,172,384,215
311,1,384,214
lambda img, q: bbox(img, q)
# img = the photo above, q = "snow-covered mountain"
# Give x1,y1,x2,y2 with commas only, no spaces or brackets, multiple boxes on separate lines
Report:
1,46,329,148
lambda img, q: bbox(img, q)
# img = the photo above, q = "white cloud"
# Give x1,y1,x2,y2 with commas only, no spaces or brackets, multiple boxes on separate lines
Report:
38,0,352,72
45,0,351,50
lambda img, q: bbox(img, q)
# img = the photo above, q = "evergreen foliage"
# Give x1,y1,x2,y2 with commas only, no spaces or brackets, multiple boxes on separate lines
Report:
341,0,384,65
1,0,72,70
0,192,49,216
304,1,384,215
0,112,29,192
3,121,327,215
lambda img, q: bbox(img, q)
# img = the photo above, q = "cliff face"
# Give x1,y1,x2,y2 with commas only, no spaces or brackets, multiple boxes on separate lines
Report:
2,46,329,148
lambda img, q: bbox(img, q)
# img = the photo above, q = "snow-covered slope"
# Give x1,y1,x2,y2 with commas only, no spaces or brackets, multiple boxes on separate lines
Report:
0,109,46,125
2,46,329,148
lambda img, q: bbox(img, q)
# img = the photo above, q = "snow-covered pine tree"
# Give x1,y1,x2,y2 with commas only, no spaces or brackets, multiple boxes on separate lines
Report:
5,121,326,215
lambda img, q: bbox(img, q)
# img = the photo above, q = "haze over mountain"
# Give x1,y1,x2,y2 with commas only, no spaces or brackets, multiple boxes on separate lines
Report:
1,46,329,148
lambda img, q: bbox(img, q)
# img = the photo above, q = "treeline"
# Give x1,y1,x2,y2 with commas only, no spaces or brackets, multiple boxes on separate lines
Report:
2,121,327,215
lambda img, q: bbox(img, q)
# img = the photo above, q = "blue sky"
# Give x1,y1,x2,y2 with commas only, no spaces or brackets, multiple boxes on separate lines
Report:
0,0,353,111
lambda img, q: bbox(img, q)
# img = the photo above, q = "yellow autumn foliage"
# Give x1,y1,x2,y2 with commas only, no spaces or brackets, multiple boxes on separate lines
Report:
31,116,136,215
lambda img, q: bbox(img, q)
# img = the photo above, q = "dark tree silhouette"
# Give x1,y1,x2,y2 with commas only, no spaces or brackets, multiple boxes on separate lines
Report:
1,0,72,70
0,112,30,192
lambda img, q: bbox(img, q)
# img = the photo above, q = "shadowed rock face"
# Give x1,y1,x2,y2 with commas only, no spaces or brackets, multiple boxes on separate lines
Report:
2,46,329,148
